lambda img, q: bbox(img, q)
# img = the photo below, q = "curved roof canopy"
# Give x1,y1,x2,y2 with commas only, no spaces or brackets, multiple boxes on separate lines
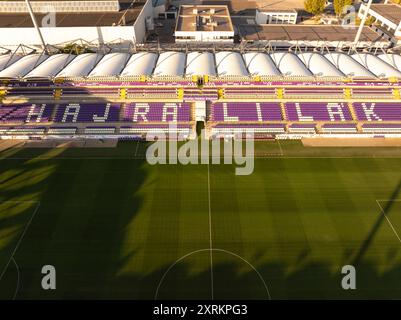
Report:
243,52,281,76
25,54,76,79
120,52,158,76
270,52,312,77
215,51,248,77
185,52,216,76
378,54,401,72
0,54,22,71
153,51,186,77
56,53,103,78
351,53,401,78
297,52,344,77
324,52,375,78
88,53,130,77
0,54,48,79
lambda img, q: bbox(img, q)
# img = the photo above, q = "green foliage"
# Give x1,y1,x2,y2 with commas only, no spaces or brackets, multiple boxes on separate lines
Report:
333,0,353,18
304,0,326,16
60,44,94,54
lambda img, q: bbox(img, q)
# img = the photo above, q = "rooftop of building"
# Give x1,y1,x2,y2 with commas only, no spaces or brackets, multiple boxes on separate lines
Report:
175,5,234,32
238,24,385,43
369,3,401,26
0,7,143,27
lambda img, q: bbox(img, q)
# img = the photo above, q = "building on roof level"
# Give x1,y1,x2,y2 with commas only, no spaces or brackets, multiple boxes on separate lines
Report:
255,8,297,25
238,24,390,48
358,3,401,44
0,0,153,48
175,5,234,43
0,0,121,13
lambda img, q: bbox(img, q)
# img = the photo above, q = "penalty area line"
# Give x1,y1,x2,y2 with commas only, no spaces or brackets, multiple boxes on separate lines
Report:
0,201,40,282
376,200,401,244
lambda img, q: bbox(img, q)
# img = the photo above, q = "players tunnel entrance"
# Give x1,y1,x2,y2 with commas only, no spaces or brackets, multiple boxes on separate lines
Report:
196,121,205,136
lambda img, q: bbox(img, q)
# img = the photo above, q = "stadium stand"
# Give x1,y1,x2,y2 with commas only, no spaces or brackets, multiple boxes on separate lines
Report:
1,50,401,139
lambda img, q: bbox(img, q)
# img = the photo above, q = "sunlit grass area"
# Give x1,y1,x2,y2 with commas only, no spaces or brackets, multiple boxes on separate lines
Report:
0,140,401,299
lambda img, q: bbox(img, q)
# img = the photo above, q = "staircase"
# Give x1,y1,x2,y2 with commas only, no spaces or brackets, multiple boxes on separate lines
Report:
280,102,287,121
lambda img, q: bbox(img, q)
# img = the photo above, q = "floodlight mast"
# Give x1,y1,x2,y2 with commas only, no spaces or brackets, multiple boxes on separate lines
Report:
354,0,374,48
25,0,48,54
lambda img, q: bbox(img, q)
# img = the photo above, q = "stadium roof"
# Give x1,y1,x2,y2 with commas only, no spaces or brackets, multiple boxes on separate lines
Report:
324,52,375,78
215,51,248,77
56,53,103,78
378,53,401,71
120,52,158,77
186,52,216,77
88,53,129,77
25,54,76,79
351,53,401,78
153,51,186,77
0,53,48,78
0,53,21,71
270,52,312,77
297,52,344,78
1,50,401,80
243,52,280,76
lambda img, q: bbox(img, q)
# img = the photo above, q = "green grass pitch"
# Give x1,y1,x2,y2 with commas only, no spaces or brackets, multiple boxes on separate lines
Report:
1,140,401,299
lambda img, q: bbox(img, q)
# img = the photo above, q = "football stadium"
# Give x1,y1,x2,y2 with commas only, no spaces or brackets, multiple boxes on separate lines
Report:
0,46,401,300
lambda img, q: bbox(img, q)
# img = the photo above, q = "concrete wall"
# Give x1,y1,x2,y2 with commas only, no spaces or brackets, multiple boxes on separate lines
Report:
133,0,154,43
256,11,297,24
0,25,136,47
0,0,153,47
175,31,234,42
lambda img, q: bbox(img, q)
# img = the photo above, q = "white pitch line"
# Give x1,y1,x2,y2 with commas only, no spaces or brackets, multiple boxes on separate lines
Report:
277,139,284,156
134,140,140,157
154,248,271,300
207,162,214,300
0,201,40,282
12,257,20,300
376,200,401,244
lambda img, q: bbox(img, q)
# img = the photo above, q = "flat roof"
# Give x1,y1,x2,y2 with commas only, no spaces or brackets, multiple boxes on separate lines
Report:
238,25,385,42
0,8,142,27
370,4,401,25
176,5,233,32
201,0,257,16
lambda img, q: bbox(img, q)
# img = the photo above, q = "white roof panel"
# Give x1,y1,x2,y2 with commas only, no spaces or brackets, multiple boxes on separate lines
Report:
120,52,158,76
185,52,216,76
24,54,76,79
0,54,22,71
297,52,344,77
324,52,375,78
270,52,313,77
351,53,401,78
215,51,248,77
0,54,48,78
378,53,401,71
153,51,186,77
243,52,281,76
56,53,103,78
88,53,130,77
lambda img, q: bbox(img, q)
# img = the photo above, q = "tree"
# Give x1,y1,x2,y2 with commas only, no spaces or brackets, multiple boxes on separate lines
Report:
333,0,353,18
304,0,326,16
